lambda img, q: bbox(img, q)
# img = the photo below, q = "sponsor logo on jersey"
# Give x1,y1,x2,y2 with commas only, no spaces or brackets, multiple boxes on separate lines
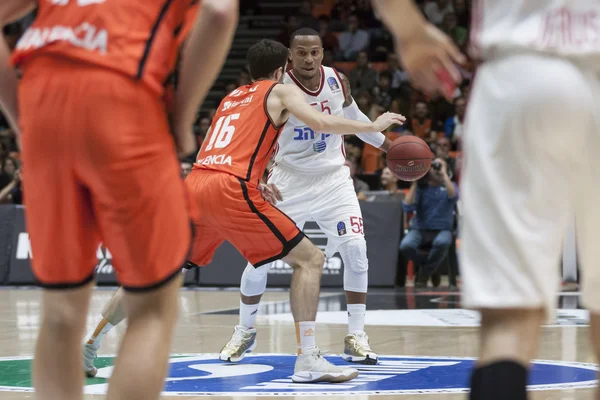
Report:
313,140,327,153
17,23,108,55
337,221,347,236
196,154,232,166
327,76,340,91
0,354,595,395
221,95,254,112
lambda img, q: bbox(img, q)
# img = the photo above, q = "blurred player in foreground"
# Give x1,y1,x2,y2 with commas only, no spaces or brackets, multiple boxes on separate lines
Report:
219,28,404,365
0,1,238,399
459,1,600,399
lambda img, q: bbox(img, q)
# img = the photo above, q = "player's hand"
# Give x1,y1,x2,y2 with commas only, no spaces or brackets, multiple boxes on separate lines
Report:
259,183,283,205
397,24,466,100
372,112,406,132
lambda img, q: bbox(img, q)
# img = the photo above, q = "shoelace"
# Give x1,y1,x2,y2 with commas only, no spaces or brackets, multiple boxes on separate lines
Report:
227,327,247,348
354,333,371,350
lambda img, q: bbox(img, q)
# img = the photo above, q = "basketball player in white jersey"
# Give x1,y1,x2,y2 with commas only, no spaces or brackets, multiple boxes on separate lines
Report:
219,28,399,365
455,1,598,399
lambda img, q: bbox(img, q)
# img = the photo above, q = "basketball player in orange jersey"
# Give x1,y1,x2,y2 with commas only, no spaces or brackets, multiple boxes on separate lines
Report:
0,1,238,400
187,39,402,383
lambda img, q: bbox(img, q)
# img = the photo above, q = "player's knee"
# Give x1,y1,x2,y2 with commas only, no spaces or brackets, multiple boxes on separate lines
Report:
241,262,270,297
339,239,368,274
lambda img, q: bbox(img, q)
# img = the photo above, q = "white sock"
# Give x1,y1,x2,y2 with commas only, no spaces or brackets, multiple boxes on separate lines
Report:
347,304,366,334
86,318,114,348
295,321,316,355
239,301,259,329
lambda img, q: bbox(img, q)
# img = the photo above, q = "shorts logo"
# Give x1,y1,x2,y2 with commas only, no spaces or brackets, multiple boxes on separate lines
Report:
337,221,347,236
0,354,595,395
327,77,340,91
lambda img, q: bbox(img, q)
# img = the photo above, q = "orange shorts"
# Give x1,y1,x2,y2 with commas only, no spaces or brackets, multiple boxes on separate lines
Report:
19,56,192,291
185,170,304,267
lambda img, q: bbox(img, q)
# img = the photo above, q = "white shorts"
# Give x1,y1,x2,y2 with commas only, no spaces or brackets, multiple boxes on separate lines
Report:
268,165,364,257
460,53,600,315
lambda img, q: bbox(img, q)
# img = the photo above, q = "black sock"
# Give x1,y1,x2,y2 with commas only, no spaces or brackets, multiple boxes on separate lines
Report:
469,360,528,400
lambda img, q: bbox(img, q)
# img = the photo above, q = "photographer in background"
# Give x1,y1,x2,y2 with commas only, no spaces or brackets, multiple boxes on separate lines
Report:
400,158,458,287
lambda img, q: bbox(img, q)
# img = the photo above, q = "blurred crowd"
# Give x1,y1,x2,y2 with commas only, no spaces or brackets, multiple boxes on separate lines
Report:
1,0,471,203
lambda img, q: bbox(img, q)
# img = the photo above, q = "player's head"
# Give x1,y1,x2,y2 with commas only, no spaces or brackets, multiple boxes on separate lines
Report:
289,28,323,80
247,39,289,82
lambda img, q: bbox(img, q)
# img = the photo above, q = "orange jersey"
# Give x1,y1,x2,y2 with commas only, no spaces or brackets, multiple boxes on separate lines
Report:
195,81,283,184
11,0,199,96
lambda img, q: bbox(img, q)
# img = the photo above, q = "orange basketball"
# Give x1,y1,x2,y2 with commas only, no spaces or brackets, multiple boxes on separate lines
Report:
386,136,433,181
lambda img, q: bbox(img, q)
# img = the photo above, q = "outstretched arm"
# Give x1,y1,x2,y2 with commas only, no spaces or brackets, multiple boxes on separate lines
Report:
0,0,35,139
273,84,404,135
339,72,396,152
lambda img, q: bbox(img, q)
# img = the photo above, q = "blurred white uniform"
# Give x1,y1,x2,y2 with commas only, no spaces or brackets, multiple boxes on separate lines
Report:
461,0,600,315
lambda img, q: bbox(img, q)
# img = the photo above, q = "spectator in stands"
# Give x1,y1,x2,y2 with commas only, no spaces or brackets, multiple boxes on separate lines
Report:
385,52,410,94
434,137,456,179
344,136,363,165
0,159,21,204
400,158,458,287
338,14,370,61
424,0,454,26
322,49,343,73
345,158,369,200
379,167,399,193
180,162,193,179
410,101,437,144
355,90,381,122
299,1,319,30
349,51,378,93
224,81,237,94
277,15,300,47
441,11,468,48
445,96,466,149
237,68,251,86
318,16,339,52
373,71,393,110
195,116,211,149
453,0,471,28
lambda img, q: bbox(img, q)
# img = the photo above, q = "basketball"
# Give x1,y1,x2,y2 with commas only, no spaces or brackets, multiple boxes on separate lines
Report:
386,136,433,181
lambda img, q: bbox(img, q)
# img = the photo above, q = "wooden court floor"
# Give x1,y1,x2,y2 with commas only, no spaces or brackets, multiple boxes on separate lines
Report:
0,287,596,399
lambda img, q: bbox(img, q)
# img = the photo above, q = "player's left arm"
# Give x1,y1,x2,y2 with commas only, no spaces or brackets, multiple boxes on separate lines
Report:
0,0,36,141
338,72,396,153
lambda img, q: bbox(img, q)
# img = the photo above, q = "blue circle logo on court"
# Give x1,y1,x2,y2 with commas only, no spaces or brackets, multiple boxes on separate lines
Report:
0,354,596,396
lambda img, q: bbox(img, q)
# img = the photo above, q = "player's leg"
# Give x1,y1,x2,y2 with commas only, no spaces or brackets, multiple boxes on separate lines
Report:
82,286,126,377
221,168,309,362
461,54,589,400
19,62,101,400
80,73,193,400
314,169,377,364
221,177,358,383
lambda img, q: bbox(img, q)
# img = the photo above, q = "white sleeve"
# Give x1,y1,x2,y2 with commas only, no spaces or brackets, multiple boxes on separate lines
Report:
343,100,386,148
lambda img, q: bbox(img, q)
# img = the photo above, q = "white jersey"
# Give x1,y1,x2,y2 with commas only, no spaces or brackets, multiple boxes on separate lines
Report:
470,0,600,63
275,66,347,175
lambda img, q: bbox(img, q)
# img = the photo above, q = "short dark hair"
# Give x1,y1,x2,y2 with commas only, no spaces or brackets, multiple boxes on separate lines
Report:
246,39,289,80
379,71,392,81
290,28,321,47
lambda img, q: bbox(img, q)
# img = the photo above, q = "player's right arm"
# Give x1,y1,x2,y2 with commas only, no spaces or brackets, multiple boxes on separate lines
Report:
172,0,238,158
270,84,405,135
0,0,35,141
